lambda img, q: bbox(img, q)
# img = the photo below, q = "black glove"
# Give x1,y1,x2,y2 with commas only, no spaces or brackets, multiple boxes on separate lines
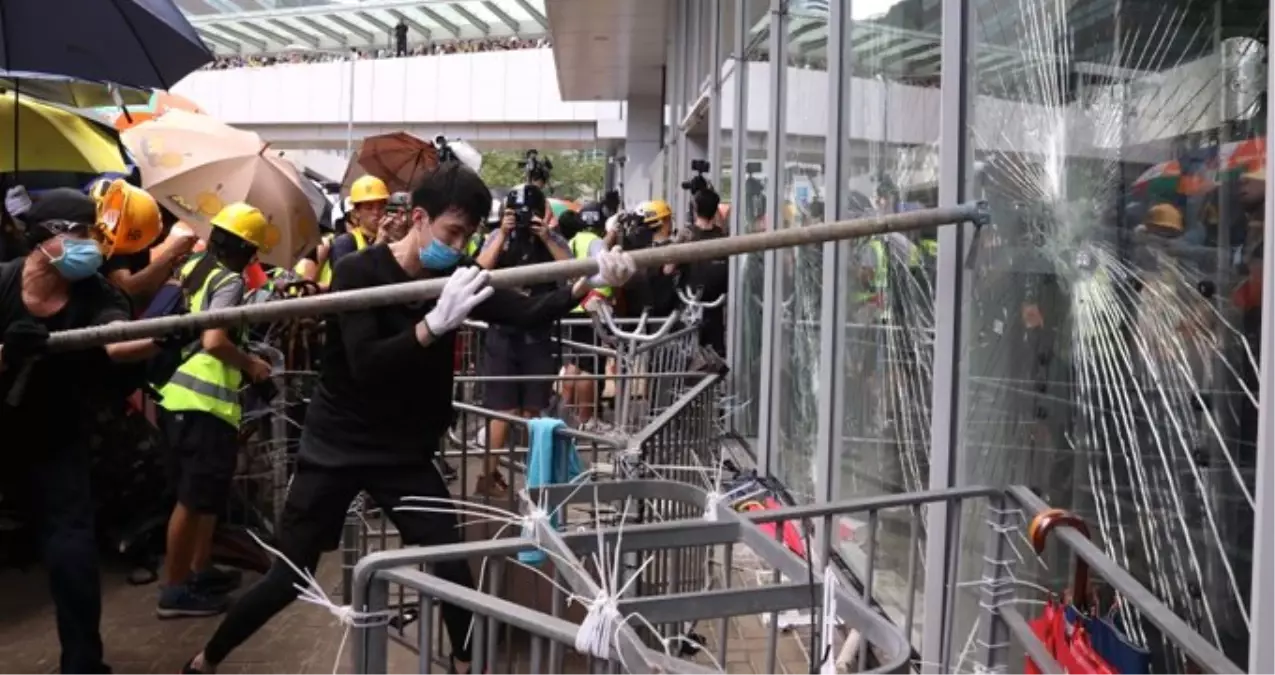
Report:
2,319,49,370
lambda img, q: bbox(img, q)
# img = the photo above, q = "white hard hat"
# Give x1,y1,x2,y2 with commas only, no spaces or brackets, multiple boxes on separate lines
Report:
441,138,482,173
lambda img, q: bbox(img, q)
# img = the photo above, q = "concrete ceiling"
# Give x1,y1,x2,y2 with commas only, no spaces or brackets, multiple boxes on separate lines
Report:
545,0,668,101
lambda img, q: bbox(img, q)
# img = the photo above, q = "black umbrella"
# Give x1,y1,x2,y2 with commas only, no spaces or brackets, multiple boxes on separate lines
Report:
0,0,212,89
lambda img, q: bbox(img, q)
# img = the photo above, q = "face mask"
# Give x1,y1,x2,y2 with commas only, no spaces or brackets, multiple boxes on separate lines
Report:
419,239,462,271
45,238,103,281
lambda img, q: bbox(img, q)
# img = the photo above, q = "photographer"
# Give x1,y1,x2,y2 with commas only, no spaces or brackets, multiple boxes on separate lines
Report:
679,186,729,356
558,201,611,430
329,176,392,267
473,183,571,496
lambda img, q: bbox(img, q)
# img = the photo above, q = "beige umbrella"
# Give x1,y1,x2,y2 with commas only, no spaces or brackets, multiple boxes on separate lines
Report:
121,110,319,268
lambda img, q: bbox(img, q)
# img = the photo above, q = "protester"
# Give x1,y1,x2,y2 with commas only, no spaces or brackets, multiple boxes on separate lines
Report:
0,189,175,674
179,162,635,675
330,176,391,267
678,187,729,357
154,203,276,619
88,179,197,308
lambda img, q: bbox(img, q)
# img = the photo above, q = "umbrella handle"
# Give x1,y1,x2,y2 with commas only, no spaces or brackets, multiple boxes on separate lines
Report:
1027,508,1091,610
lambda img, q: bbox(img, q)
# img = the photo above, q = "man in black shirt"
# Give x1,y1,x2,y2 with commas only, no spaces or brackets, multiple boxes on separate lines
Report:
679,188,729,356
394,20,409,57
0,189,176,674
182,163,635,675
621,199,679,318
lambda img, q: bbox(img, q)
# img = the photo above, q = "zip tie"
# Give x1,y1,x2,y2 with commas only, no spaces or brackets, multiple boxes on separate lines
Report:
820,565,840,675
574,591,624,660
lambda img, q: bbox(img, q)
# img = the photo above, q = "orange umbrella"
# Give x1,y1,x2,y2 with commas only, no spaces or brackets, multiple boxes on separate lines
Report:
121,110,319,268
97,90,204,131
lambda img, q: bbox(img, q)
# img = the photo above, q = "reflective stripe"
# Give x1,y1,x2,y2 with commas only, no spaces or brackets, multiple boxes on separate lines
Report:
167,370,239,403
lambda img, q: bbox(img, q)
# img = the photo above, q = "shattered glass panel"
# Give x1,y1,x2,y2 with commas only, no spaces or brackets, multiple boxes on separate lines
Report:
952,0,1264,670
774,2,829,504
835,0,943,615
731,0,771,439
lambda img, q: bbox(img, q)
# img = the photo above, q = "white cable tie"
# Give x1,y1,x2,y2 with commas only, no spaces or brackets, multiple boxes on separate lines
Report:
820,565,839,675
703,491,722,521
574,591,624,660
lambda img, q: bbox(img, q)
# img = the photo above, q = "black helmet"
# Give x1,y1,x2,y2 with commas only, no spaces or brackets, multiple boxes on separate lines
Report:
505,183,547,218
577,200,605,231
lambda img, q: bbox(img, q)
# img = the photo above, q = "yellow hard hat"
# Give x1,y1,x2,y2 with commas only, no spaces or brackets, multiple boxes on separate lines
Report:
636,199,672,225
93,179,163,258
211,202,277,252
1143,203,1183,234
350,175,390,204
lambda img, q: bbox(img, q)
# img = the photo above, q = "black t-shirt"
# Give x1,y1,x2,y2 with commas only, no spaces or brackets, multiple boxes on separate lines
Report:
0,259,132,448
99,250,149,277
299,244,578,468
679,228,729,301
622,239,678,317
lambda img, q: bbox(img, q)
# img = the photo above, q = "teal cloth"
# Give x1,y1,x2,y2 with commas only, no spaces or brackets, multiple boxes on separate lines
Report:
518,417,583,565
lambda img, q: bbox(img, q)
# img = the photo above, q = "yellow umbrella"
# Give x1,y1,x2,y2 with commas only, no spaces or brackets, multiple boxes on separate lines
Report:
1,91,127,174
122,111,319,268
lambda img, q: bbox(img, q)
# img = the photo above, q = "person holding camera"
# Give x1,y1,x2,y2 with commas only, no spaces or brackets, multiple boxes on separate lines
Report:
473,182,571,496
557,201,612,430
679,187,729,356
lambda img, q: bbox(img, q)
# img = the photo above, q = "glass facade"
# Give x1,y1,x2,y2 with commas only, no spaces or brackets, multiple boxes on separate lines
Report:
657,0,1272,671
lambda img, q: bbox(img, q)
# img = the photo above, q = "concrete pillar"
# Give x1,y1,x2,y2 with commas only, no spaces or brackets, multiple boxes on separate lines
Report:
622,96,663,203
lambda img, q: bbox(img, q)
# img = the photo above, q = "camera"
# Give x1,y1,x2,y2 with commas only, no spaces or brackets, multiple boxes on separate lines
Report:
520,149,552,185
681,159,711,193
386,191,410,214
505,183,546,233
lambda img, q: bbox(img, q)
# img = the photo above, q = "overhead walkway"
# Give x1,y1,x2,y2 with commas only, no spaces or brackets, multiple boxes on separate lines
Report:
178,0,549,55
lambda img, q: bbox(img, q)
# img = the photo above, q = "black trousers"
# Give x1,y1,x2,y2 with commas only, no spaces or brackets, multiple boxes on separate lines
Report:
16,436,107,673
202,461,475,664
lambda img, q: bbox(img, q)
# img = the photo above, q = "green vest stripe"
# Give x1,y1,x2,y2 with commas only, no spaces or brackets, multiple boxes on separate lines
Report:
157,258,244,427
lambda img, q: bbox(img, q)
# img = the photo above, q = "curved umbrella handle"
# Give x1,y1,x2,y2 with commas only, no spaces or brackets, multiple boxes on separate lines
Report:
1027,508,1091,610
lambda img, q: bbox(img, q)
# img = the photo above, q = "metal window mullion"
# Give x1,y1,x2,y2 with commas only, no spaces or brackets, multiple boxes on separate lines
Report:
1249,5,1275,671
814,0,850,549
708,0,724,189
920,0,973,671
728,0,749,425
757,0,787,478
674,0,690,219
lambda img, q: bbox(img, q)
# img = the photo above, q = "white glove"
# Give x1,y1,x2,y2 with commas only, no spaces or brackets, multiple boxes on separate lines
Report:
5,186,31,218
424,266,494,336
591,246,637,287
605,213,621,234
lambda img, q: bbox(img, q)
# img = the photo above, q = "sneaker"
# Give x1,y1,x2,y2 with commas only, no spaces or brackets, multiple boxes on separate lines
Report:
180,658,211,674
474,471,509,498
156,584,229,619
440,460,459,482
189,566,242,596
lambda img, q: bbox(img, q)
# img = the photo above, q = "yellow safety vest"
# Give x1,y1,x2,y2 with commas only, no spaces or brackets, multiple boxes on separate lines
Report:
854,238,889,304
295,233,336,286
464,233,482,257
157,258,246,427
569,231,612,313
352,228,369,250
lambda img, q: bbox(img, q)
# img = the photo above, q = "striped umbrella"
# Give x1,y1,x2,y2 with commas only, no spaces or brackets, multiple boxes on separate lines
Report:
1131,158,1212,197
547,197,579,218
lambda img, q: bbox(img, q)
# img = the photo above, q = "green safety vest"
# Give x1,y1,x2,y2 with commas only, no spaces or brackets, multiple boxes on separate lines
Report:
157,258,247,427
569,231,612,313
352,228,369,250
854,238,889,304
909,238,938,268
464,233,482,257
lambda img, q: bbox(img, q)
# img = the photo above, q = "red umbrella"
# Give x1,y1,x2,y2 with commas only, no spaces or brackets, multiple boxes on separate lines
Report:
1024,509,1117,675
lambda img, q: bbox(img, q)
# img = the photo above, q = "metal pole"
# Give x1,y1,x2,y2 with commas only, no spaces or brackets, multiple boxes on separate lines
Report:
43,203,987,351
346,50,356,159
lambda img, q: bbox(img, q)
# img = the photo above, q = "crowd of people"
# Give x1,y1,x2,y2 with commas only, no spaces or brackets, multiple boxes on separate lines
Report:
0,141,731,673
201,35,551,70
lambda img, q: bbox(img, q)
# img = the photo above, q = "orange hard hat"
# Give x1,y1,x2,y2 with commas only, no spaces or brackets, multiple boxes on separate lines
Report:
93,179,163,257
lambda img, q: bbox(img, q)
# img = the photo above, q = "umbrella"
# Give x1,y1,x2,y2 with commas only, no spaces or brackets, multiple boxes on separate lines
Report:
354,132,439,193
1,91,128,174
0,0,211,90
1131,158,1213,198
1025,509,1119,675
0,71,151,109
95,90,205,131
547,197,578,217
121,111,319,269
